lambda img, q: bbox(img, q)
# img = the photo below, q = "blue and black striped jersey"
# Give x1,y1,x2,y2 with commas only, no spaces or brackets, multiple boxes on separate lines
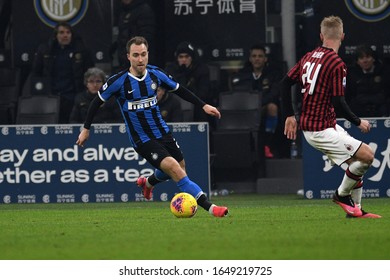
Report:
98,65,179,147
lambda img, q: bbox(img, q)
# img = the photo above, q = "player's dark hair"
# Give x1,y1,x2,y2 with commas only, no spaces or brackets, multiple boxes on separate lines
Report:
126,36,149,53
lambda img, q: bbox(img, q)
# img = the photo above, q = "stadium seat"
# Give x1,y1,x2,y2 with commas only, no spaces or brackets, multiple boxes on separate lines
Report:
16,94,60,124
21,73,52,96
0,49,12,67
178,97,194,122
0,67,21,124
217,90,262,130
212,91,262,169
207,62,221,105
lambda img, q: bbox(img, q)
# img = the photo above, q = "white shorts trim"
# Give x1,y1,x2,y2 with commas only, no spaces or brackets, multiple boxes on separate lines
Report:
303,124,362,166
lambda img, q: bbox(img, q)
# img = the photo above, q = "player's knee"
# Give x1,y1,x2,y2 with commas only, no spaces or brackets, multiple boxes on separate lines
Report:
349,160,371,176
362,144,374,166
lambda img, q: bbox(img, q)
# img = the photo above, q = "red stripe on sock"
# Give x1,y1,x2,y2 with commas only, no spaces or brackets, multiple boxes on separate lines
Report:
353,180,363,189
346,168,362,181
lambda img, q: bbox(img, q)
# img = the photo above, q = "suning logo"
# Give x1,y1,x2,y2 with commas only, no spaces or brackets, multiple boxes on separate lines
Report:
345,0,390,22
34,0,89,27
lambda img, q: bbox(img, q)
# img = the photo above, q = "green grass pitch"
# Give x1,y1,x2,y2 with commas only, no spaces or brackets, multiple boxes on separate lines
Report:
0,194,389,260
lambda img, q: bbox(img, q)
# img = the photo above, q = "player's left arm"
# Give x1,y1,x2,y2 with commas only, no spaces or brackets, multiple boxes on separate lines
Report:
331,64,363,129
159,68,221,119
176,85,220,119
332,96,370,133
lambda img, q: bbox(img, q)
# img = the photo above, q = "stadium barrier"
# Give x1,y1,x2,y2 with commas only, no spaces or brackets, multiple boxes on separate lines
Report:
0,123,210,204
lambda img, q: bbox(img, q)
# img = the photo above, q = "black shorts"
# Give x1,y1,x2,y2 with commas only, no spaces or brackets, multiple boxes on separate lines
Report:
134,133,184,169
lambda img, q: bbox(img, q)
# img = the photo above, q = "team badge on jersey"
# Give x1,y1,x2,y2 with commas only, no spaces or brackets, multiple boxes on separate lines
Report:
151,82,157,91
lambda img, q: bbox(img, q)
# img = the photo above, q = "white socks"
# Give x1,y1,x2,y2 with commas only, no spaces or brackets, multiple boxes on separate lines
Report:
209,204,216,215
337,161,369,196
351,186,362,209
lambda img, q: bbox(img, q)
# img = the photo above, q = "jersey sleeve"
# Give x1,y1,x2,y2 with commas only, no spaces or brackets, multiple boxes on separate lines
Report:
98,72,124,101
332,63,347,97
156,69,179,91
287,60,302,83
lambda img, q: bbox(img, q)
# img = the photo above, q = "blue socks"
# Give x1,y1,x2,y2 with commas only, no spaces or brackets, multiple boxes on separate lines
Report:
151,171,204,201
265,115,278,133
155,169,171,181
177,176,203,199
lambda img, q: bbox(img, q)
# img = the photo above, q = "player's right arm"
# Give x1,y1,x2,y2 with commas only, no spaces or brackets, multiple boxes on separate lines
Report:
284,116,298,140
280,75,299,140
76,96,104,147
280,75,296,117
76,128,90,147
76,73,123,147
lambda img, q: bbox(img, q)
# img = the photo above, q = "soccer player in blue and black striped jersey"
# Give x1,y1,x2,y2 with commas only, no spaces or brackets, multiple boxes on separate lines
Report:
281,16,380,218
76,36,228,217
